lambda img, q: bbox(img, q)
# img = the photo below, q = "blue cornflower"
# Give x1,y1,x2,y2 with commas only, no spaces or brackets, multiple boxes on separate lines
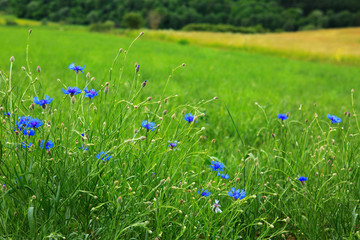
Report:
77,145,89,151
198,189,211,197
26,117,43,129
62,86,82,96
278,113,288,121
22,142,33,149
299,176,307,182
3,112,11,116
184,113,198,123
96,151,112,162
228,188,246,200
23,128,35,136
68,63,85,73
210,160,224,172
141,120,156,131
327,114,341,124
16,117,43,136
34,95,53,108
40,140,54,150
217,172,229,179
168,141,178,149
84,88,99,99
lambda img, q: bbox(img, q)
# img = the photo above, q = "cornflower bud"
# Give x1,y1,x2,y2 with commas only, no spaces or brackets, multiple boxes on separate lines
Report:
21,66,26,71
71,96,76,105
10,56,15,62
86,72,90,79
142,80,147,87
117,196,122,204
37,66,41,73
29,29,32,34
163,110,167,115
136,64,140,73
104,86,109,95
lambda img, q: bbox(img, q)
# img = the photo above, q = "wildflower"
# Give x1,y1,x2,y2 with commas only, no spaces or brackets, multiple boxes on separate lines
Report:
26,117,43,129
96,151,112,162
217,172,229,179
184,113,198,123
136,64,140,73
298,176,307,182
3,112,11,116
84,88,99,99
77,145,89,151
198,189,211,197
228,187,246,200
142,80,147,87
168,141,178,149
22,142,33,149
141,120,156,131
212,199,222,213
210,160,224,172
327,114,341,124
33,95,53,108
40,140,54,150
278,113,288,121
68,63,85,73
1,184,5,192
62,87,82,96
16,116,43,136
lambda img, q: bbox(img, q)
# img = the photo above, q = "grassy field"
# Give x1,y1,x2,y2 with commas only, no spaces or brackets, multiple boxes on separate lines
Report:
0,25,360,239
126,27,360,66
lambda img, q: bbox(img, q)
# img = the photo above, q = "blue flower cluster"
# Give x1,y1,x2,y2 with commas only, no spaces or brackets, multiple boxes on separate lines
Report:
16,116,43,136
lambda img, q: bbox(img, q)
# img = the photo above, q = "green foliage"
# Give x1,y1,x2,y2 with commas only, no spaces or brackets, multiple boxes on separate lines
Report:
89,21,115,32
0,26,360,238
2,0,360,32
4,15,17,25
122,12,144,29
182,23,263,34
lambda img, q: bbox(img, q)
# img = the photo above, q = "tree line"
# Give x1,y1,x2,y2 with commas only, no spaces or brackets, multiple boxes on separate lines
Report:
1,0,360,32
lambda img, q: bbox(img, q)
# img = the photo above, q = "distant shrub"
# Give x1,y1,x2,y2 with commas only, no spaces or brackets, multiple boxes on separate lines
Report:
41,18,48,26
4,15,17,26
299,24,318,31
177,39,189,45
122,12,144,29
89,21,115,32
182,23,265,34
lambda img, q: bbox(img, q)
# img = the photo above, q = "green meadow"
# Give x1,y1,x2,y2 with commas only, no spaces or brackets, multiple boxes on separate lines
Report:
0,25,360,239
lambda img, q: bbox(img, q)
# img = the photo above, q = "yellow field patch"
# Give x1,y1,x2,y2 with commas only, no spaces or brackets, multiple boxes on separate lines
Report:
131,28,360,65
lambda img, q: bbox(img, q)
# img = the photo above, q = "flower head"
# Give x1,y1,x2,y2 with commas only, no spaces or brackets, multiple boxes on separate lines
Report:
16,116,43,136
217,172,229,179
62,87,82,96
68,63,85,73
168,141,178,149
40,140,54,150
198,189,211,197
210,160,224,172
3,112,11,116
212,199,222,213
327,114,341,124
184,113,198,123
298,176,307,182
33,95,53,108
228,187,246,200
278,113,288,121
141,120,156,131
84,88,99,99
96,151,112,162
